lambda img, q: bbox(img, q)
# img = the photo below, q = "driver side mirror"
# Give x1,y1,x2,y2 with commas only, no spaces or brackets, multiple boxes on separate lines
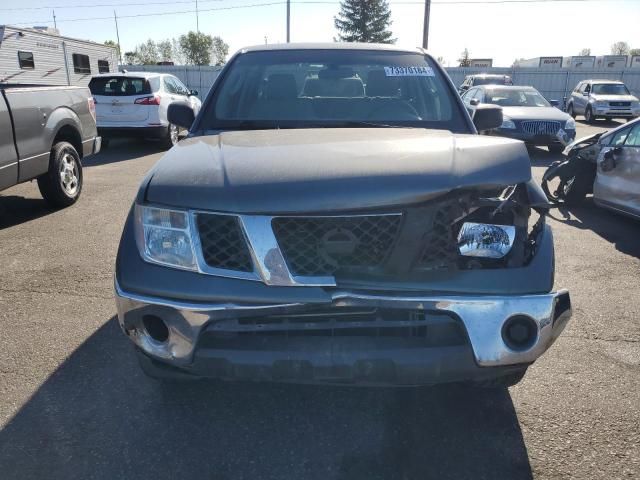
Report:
470,98,480,106
549,99,560,107
188,89,198,97
167,103,195,130
472,104,503,132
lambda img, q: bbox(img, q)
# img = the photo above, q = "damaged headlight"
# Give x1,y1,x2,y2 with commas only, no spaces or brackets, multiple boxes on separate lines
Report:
457,222,516,259
134,205,197,270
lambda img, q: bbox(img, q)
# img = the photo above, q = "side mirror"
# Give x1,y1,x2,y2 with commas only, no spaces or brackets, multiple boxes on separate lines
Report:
470,98,480,106
473,104,503,132
582,91,590,96
167,103,195,130
189,89,198,97
549,99,560,107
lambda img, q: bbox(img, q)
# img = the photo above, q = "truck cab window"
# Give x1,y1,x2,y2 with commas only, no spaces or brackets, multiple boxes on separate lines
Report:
18,51,34,69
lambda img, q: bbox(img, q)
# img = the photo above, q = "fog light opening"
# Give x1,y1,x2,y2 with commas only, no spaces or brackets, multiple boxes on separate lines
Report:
142,315,170,343
502,315,537,351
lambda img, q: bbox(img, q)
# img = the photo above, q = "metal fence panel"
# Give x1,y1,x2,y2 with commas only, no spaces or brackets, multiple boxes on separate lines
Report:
119,65,223,99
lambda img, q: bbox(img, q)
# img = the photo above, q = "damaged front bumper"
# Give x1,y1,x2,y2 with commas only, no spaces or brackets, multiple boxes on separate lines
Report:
115,279,571,385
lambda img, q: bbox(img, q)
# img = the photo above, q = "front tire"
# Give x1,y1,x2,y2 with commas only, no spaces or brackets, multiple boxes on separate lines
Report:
37,141,83,208
162,123,179,149
567,103,576,118
585,106,595,124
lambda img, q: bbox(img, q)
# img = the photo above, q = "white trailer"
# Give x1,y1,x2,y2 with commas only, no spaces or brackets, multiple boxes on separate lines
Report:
469,58,492,68
516,57,563,69
0,25,118,86
564,56,595,68
595,55,629,68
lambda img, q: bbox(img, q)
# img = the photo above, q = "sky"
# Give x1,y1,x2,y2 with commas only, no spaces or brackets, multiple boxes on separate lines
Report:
2,0,640,66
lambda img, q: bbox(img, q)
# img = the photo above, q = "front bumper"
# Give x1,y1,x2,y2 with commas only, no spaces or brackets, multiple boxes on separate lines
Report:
494,128,576,146
115,280,571,385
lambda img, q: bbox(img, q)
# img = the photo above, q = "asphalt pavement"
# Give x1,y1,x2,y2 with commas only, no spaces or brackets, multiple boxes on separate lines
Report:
0,120,638,480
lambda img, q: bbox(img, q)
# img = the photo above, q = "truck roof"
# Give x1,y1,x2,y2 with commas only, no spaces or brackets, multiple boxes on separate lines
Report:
239,42,425,55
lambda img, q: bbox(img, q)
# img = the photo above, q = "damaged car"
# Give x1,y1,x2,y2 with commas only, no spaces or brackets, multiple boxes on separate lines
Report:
115,43,572,387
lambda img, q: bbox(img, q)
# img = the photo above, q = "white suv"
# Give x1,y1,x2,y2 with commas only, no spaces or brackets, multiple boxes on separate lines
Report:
89,72,202,149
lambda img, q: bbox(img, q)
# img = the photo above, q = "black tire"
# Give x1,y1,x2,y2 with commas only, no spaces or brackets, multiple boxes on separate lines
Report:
563,170,593,206
162,123,179,149
473,368,528,388
585,105,595,124
548,144,564,154
37,141,83,208
566,103,576,118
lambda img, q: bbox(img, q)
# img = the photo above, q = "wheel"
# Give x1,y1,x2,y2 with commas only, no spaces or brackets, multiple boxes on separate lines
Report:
584,105,595,124
162,123,179,149
566,103,576,118
548,144,564,154
473,368,528,388
37,141,83,208
563,170,593,205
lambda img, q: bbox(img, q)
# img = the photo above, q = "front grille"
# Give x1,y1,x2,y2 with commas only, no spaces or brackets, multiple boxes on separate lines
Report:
272,214,402,276
609,101,630,107
417,203,460,269
520,120,561,135
196,213,254,272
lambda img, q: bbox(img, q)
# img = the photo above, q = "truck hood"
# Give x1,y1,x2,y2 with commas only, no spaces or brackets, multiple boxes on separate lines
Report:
590,94,639,102
144,128,532,214
502,106,570,122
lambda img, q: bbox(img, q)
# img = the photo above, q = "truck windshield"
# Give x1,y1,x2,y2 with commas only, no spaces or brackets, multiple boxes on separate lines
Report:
485,88,550,107
201,49,468,132
591,84,630,95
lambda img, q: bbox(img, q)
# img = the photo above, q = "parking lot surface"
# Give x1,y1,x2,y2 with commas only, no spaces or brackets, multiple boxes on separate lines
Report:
0,120,638,480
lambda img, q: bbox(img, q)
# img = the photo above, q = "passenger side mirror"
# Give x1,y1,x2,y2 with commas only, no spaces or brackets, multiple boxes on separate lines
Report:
472,104,503,132
470,98,480,106
549,99,560,107
167,103,195,130
189,89,198,97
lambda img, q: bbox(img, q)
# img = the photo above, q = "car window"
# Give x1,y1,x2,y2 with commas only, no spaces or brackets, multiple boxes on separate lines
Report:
463,88,478,106
163,77,178,94
584,83,591,94
609,128,630,146
623,124,640,147
89,76,151,96
591,83,630,95
485,88,550,107
205,49,468,132
574,82,583,93
171,76,190,95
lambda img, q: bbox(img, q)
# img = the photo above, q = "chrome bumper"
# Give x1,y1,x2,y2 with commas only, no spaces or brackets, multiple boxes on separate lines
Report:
115,279,571,369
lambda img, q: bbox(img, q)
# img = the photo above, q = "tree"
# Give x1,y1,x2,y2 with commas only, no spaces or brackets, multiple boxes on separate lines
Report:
210,36,229,66
436,56,445,65
179,31,213,65
104,40,121,58
578,48,591,56
172,38,187,65
334,0,394,44
157,40,174,63
458,48,471,67
123,51,139,65
611,41,630,55
512,57,525,67
136,39,159,65
630,48,640,56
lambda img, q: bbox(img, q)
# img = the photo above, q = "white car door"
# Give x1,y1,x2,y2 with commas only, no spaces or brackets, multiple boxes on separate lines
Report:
594,122,640,217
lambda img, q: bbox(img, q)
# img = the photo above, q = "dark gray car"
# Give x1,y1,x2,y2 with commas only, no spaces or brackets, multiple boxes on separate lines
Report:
114,44,571,387
462,85,576,153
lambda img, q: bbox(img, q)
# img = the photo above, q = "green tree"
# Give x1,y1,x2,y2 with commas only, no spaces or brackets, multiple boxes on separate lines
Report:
334,0,394,44
179,31,213,65
136,39,159,65
210,36,229,66
630,48,640,56
611,41,630,55
157,40,174,63
458,48,471,67
123,51,139,65
104,40,120,58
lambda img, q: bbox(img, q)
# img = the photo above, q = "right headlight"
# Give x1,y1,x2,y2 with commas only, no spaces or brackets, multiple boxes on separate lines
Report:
134,204,197,270
457,222,516,259
500,117,516,129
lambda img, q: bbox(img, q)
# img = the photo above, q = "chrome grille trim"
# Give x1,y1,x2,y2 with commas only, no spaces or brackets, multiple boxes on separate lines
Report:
520,120,561,135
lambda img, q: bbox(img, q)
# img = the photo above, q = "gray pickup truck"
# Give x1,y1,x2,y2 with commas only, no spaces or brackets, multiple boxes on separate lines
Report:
115,43,572,388
1,85,101,207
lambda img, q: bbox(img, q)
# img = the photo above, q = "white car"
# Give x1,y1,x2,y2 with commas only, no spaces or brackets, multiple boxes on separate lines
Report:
89,72,202,149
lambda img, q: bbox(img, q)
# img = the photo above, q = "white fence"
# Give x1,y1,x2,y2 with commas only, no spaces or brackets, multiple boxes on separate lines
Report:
122,64,640,109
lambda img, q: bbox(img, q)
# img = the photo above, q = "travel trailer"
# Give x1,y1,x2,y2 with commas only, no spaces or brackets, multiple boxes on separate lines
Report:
0,25,118,86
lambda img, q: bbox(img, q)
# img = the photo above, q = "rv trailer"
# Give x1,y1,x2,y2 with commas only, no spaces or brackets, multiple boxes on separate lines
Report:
0,25,118,86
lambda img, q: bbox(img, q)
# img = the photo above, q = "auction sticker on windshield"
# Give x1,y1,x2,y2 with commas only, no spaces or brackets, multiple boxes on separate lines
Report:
384,66,435,77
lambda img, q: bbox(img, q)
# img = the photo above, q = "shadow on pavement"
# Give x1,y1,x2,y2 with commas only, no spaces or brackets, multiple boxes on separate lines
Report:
527,145,561,167
549,199,640,259
0,318,532,480
83,138,168,167
0,195,55,229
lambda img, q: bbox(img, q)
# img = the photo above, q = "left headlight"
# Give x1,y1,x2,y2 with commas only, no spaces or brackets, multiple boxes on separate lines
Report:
564,117,576,129
457,222,516,259
134,204,197,270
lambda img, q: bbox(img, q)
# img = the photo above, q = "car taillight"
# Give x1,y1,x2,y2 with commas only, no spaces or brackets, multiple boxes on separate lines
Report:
134,95,161,106
88,97,96,121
